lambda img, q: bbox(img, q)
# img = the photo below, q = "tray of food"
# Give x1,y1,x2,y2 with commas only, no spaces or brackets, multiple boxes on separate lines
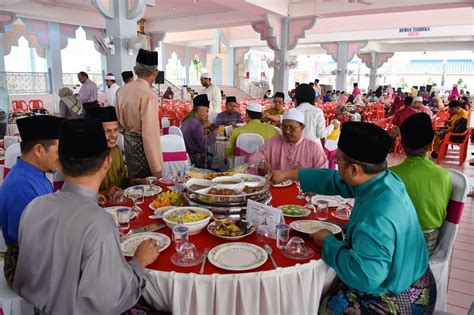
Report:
184,174,270,206
207,219,255,240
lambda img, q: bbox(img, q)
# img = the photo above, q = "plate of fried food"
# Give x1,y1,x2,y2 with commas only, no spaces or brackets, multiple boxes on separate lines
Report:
207,219,256,240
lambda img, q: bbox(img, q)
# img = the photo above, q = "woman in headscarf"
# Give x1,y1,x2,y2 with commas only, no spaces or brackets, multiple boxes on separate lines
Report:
375,86,383,98
58,87,85,119
450,85,460,101
389,96,402,116
460,96,471,111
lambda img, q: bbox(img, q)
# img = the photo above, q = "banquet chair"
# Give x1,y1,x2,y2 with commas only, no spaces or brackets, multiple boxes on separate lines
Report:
234,133,265,167
160,134,190,178
0,261,34,315
4,143,21,179
161,117,170,135
28,99,44,111
168,126,183,137
11,100,27,112
436,128,470,165
429,168,468,312
3,136,20,150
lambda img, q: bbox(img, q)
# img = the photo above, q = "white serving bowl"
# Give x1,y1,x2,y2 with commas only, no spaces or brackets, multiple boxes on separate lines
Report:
162,207,212,235
211,176,243,189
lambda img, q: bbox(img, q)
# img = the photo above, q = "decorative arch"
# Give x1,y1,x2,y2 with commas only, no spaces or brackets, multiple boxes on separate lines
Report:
189,47,207,68
3,20,46,58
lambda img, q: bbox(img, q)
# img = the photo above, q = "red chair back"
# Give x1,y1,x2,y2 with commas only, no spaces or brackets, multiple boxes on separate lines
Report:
11,100,28,111
28,99,44,110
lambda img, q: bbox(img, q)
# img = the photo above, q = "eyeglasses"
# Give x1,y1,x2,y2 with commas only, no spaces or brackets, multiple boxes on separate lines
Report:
281,125,301,132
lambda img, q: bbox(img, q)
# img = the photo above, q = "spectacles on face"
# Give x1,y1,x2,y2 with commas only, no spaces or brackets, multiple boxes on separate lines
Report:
281,124,301,133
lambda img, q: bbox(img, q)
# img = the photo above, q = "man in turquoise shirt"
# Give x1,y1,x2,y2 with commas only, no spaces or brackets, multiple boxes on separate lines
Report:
271,122,436,314
390,113,451,255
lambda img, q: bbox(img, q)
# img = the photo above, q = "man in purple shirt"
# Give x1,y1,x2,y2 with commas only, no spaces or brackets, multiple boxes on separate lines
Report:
181,94,216,169
77,71,99,117
214,96,243,126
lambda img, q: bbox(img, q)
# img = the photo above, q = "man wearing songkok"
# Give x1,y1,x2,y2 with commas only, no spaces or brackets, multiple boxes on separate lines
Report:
181,94,216,168
249,109,326,170
88,107,141,197
104,73,120,107
115,48,162,178
262,92,285,126
0,116,64,285
431,100,468,158
226,101,279,157
413,96,432,117
270,122,436,314
295,83,339,144
77,71,99,117
392,96,417,128
14,119,160,314
390,113,451,255
121,71,134,84
215,96,243,126
200,73,222,115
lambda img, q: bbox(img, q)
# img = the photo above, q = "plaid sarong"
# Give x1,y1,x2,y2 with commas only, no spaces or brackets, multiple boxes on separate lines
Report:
124,131,151,178
320,268,436,314
423,229,440,257
4,242,18,286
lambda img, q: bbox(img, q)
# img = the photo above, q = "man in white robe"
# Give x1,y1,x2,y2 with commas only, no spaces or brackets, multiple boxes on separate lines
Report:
200,73,222,116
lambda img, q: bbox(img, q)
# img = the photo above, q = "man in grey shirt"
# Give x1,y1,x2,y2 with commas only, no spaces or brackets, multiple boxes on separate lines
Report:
14,119,160,314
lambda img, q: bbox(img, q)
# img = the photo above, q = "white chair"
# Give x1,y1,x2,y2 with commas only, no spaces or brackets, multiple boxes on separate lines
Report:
234,133,265,167
169,126,183,137
0,261,34,314
430,168,468,312
161,117,170,129
209,113,218,123
116,133,124,153
160,134,190,178
4,143,21,179
3,136,19,150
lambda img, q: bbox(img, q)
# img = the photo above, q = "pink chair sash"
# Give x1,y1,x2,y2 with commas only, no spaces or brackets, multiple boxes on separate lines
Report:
3,167,10,179
163,151,188,162
446,200,463,224
162,128,169,135
235,147,252,162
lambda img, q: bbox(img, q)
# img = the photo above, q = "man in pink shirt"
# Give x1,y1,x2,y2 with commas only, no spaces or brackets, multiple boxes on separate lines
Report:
249,108,327,171
413,96,432,118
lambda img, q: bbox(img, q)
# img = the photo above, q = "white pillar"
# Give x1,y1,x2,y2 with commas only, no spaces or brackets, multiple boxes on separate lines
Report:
46,22,63,94
158,42,166,71
335,41,349,92
0,33,5,72
369,67,377,91
184,46,189,86
273,18,290,94
228,47,235,86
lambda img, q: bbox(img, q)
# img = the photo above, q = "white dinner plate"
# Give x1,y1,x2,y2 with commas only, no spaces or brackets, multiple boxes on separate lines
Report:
208,242,268,271
289,220,342,235
272,179,292,188
311,195,345,208
124,185,162,198
148,204,175,218
120,232,171,257
104,206,137,222
278,204,311,218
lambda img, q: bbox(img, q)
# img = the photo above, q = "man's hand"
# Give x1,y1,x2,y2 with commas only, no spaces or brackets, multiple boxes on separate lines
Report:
311,229,332,247
132,239,160,268
98,194,107,206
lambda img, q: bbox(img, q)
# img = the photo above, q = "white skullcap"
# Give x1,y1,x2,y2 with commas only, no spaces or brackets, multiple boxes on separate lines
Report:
282,108,305,125
382,92,388,95
415,96,423,102
200,73,211,79
246,101,262,113
105,73,115,80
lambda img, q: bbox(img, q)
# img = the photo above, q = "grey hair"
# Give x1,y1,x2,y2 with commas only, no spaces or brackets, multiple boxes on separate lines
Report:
135,62,156,77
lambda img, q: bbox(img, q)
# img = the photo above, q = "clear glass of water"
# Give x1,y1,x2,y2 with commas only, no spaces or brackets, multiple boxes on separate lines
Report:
276,224,290,249
316,200,329,221
126,188,143,216
134,186,145,205
172,215,189,253
116,208,130,231
145,176,158,194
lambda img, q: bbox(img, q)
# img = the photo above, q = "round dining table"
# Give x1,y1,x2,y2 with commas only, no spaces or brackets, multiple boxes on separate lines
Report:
109,182,348,315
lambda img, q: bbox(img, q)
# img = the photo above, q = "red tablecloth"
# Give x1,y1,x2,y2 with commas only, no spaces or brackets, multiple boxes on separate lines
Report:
110,183,347,275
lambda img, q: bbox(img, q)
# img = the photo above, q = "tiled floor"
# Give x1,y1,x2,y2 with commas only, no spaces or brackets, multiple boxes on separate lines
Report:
388,146,474,314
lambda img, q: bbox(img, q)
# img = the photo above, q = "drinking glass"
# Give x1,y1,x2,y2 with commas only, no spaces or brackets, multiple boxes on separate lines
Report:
126,187,144,216
304,192,317,215
256,211,273,243
116,207,130,231
171,242,203,267
316,200,329,221
145,176,158,195
172,220,189,253
276,224,289,249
